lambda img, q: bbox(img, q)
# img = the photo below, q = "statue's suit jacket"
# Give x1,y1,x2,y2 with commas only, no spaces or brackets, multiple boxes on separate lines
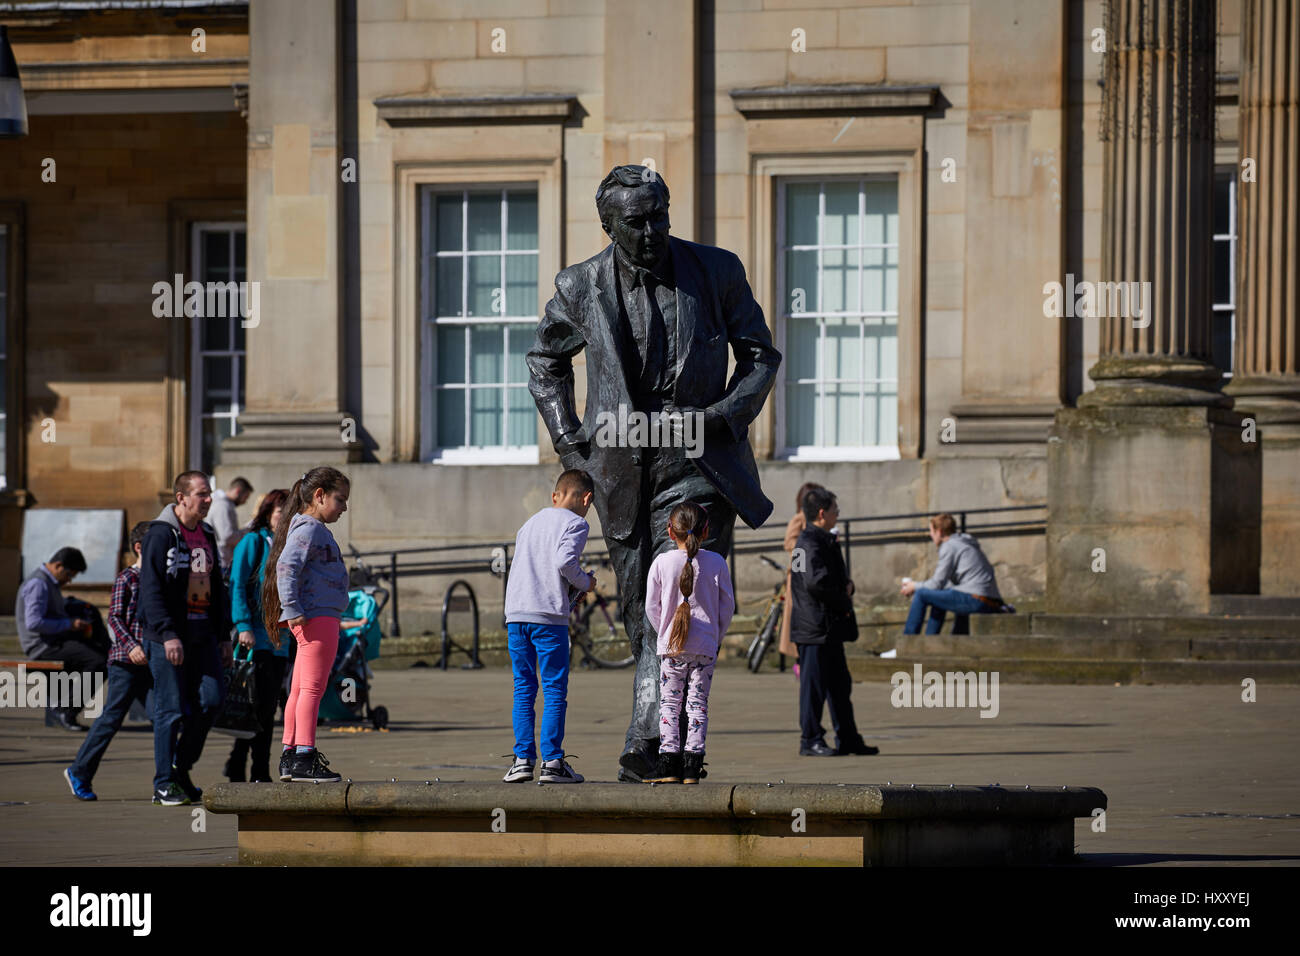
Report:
527,236,782,539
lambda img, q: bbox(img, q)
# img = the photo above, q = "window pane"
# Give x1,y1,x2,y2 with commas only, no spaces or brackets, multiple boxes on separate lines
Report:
202,416,230,472
467,255,499,317
862,180,897,245
470,323,503,384
821,247,860,314
466,193,501,251
202,230,230,280
234,231,246,281
826,383,861,446
470,387,503,445
507,191,537,250
507,387,536,445
786,316,818,380
436,324,465,385
204,355,231,396
436,257,463,317
1214,173,1231,236
863,246,885,312
785,382,816,447
436,194,462,251
203,315,229,351
824,316,861,381
506,323,530,384
785,249,818,314
785,183,819,247
505,253,537,317
437,388,466,448
1212,313,1234,372
822,182,859,246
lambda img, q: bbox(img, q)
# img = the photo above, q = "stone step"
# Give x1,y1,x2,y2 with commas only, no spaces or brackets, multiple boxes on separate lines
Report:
1030,613,1300,640
846,655,1300,684
1209,595,1300,616
894,633,1300,661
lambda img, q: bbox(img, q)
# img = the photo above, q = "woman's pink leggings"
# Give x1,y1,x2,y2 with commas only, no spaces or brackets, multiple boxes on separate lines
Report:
283,616,340,749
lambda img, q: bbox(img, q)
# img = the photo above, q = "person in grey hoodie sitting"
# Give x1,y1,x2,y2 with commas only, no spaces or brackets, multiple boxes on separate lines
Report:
901,513,1005,635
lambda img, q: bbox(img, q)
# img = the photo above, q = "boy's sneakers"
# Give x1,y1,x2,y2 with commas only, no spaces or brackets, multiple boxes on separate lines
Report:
503,759,535,783
279,749,295,782
289,749,342,783
645,751,683,784
63,767,96,801
172,767,202,803
152,783,190,806
538,757,583,784
681,751,705,785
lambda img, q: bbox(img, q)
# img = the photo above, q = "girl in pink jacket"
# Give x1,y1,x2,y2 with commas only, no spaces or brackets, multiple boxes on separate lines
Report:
643,502,734,784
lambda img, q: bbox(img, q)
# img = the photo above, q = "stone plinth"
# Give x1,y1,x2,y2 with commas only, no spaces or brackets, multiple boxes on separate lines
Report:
1047,405,1260,614
204,781,1105,867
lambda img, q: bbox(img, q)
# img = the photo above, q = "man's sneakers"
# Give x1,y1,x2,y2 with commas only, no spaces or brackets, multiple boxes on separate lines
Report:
503,759,534,783
288,749,342,783
63,767,96,801
152,783,190,806
279,749,295,782
645,751,683,784
538,757,584,784
172,767,203,803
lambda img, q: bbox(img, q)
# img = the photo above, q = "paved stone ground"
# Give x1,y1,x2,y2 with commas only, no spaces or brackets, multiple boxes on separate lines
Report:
2,666,1298,866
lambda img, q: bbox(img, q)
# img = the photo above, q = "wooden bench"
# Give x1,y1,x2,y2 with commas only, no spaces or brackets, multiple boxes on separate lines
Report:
0,659,64,670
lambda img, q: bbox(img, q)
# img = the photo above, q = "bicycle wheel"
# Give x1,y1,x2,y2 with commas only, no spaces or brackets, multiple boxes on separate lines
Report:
747,602,783,673
579,595,635,669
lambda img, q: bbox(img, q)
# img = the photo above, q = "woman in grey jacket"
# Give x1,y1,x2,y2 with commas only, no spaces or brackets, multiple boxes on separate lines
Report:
901,513,1005,635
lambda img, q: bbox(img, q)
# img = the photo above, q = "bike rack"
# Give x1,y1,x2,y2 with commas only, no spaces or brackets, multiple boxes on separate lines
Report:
439,580,484,670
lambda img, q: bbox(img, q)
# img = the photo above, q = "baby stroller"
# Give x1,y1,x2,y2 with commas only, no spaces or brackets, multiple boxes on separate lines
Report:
317,589,389,729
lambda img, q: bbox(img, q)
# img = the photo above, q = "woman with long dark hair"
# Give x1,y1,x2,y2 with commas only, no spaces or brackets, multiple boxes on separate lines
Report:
224,488,291,782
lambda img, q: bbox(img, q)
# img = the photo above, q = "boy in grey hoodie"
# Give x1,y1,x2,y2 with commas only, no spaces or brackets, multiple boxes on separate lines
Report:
901,512,1005,635
502,469,597,785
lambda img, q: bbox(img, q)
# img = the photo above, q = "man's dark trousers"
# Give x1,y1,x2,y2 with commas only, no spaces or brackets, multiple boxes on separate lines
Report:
33,632,107,723
797,637,860,750
71,662,151,783
611,443,735,756
145,620,224,792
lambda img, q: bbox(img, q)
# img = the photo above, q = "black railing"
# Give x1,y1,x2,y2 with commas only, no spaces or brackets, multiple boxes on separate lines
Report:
348,503,1046,637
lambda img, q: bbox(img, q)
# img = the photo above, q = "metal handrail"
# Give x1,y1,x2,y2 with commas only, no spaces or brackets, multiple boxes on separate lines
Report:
348,503,1047,636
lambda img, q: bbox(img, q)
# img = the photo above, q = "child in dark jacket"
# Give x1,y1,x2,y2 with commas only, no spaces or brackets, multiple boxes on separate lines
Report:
788,487,878,758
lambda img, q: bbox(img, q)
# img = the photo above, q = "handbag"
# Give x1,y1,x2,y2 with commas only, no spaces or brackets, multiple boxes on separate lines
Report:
212,645,262,739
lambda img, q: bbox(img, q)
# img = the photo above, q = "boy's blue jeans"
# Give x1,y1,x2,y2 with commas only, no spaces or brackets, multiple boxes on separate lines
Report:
904,588,992,635
507,622,570,762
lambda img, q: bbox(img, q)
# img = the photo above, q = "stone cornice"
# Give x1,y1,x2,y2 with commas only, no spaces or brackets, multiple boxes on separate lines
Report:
729,84,939,117
375,93,579,126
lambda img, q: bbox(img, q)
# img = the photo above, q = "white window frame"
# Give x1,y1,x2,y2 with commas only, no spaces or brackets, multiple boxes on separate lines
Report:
776,174,902,462
419,184,541,465
188,221,247,473
1212,166,1237,377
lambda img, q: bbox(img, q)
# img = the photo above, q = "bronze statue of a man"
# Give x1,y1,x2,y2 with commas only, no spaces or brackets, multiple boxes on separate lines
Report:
527,165,781,781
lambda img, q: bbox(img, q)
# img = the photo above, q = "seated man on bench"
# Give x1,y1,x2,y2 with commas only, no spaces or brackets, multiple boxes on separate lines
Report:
901,514,1009,636
16,547,106,731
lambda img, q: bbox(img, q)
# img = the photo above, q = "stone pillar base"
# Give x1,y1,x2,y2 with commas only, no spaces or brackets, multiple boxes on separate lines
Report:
1260,430,1300,596
1047,405,1260,614
219,411,360,467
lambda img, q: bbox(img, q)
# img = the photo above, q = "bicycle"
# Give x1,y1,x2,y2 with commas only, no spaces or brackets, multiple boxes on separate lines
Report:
568,567,635,670
744,554,789,673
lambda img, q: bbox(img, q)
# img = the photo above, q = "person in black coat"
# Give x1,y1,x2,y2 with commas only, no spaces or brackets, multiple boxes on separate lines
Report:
789,487,878,757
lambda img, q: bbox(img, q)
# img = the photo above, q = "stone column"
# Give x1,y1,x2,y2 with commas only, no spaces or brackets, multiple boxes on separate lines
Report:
1047,0,1261,614
1226,0,1300,593
220,0,357,469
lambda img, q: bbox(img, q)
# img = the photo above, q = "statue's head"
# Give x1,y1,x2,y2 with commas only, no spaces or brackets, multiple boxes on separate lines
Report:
596,164,671,269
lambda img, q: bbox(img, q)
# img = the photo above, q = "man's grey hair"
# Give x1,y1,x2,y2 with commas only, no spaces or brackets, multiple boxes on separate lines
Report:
595,165,670,228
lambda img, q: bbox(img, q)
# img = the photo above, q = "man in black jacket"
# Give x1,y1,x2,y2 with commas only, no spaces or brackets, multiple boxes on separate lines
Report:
789,487,877,757
529,165,781,780
138,470,233,805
